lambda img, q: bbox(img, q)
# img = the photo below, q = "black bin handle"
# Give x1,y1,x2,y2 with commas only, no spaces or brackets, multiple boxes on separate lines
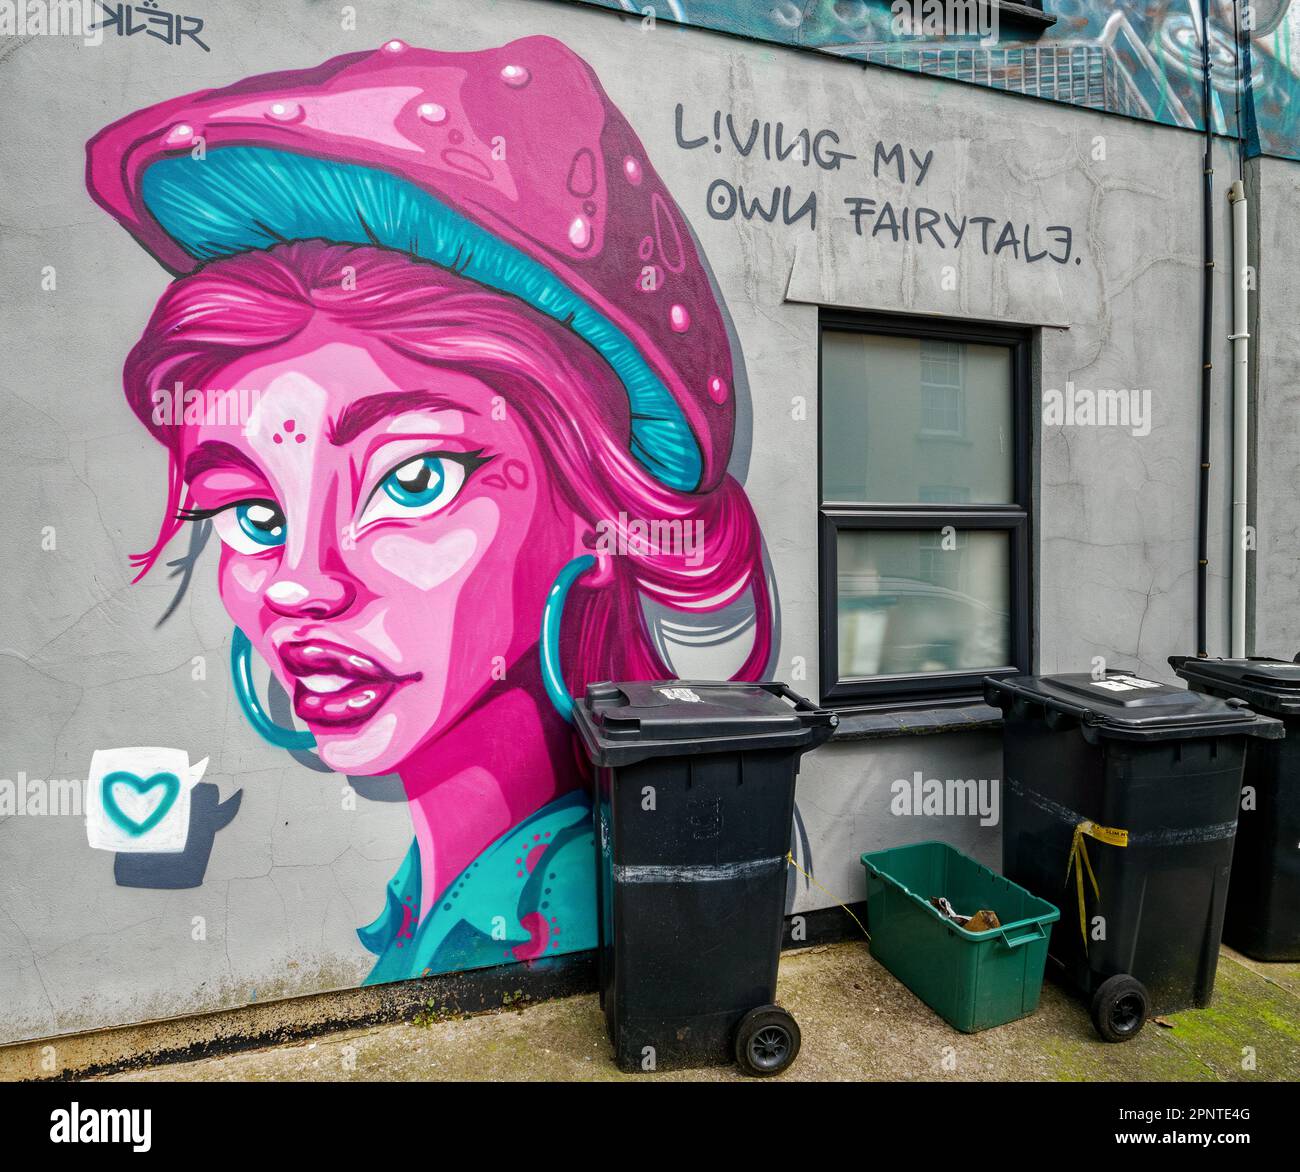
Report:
759,681,840,732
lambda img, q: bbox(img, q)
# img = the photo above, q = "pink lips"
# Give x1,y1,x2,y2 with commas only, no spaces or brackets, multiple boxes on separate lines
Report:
279,639,420,728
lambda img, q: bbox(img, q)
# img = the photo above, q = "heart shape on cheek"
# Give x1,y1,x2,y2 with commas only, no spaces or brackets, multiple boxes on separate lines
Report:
372,529,479,591
102,771,181,836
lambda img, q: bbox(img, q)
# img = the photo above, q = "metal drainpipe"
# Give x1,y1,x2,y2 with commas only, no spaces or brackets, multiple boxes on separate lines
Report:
1229,180,1249,658
1195,0,1214,658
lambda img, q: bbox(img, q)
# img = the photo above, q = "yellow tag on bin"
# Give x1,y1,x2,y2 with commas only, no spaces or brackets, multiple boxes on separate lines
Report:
1066,820,1129,951
1081,820,1129,848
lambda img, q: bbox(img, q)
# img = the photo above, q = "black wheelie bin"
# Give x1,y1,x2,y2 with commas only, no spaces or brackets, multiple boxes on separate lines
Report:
1169,655,1300,961
573,680,837,1076
985,670,1282,1042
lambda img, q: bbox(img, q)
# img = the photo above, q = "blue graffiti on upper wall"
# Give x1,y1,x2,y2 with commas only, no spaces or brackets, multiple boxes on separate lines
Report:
574,1,1298,161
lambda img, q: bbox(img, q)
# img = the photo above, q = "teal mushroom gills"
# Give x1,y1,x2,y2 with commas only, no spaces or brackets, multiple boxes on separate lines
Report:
142,147,704,492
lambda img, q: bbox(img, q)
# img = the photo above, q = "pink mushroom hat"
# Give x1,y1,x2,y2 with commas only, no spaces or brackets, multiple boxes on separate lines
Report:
85,35,738,493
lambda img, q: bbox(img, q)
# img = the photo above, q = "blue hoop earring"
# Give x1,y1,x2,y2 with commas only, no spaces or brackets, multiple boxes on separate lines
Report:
540,554,596,722
231,627,317,750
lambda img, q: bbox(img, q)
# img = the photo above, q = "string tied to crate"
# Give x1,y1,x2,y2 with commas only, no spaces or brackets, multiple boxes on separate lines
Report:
786,852,871,942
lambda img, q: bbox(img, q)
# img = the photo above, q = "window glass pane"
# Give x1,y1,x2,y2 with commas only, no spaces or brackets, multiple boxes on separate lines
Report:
836,529,1011,677
821,331,1014,504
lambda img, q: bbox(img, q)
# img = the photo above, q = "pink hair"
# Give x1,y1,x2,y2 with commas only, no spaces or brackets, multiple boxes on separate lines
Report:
123,241,774,692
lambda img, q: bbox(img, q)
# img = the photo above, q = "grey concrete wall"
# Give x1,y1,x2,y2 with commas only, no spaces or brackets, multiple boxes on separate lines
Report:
0,0,1280,1044
792,731,1003,919
1252,155,1300,658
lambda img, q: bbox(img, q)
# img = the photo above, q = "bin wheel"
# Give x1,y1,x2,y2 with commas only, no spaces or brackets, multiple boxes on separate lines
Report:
1090,975,1149,1043
734,1005,801,1077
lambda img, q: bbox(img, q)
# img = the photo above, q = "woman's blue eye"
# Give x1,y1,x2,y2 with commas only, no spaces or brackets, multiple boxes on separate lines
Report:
358,450,481,528
236,502,286,547
382,455,446,507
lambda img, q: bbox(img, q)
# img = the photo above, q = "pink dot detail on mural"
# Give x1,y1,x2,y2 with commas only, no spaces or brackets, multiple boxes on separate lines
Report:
273,418,305,446
382,39,408,54
265,101,304,124
669,304,691,333
623,156,643,186
395,898,416,950
637,235,655,262
500,64,530,88
652,191,688,275
162,123,195,148
566,149,597,198
523,844,546,874
708,376,729,404
511,912,551,961
417,102,448,125
568,215,593,251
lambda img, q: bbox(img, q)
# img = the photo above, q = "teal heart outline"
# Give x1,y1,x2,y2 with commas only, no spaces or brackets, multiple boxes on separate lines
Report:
101,770,181,837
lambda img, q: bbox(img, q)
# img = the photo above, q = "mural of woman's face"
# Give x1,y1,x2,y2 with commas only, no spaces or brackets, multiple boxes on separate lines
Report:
180,323,579,776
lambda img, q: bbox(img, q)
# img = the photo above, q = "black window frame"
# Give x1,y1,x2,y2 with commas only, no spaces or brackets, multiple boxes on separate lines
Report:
817,310,1033,710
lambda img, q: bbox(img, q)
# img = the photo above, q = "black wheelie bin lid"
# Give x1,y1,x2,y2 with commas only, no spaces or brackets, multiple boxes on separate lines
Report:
574,681,839,767
1169,655,1300,717
984,671,1284,744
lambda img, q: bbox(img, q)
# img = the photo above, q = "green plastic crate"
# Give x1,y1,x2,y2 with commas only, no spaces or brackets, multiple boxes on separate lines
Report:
861,841,1060,1033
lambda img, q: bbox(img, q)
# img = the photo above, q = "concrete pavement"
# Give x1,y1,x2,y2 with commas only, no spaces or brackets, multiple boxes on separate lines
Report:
98,941,1300,1082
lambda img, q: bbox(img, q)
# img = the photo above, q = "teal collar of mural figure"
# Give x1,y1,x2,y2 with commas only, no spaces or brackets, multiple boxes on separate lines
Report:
357,789,596,984
141,146,703,492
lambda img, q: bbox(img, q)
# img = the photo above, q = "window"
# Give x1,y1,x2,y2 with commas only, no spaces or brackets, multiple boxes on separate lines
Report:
818,312,1032,707
919,340,964,436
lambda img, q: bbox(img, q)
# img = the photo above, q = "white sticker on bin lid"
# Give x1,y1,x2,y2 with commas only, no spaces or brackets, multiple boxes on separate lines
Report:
657,686,702,703
1089,675,1162,692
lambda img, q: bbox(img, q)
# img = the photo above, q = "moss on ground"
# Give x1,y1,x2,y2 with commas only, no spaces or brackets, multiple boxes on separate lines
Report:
1156,954,1300,1081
